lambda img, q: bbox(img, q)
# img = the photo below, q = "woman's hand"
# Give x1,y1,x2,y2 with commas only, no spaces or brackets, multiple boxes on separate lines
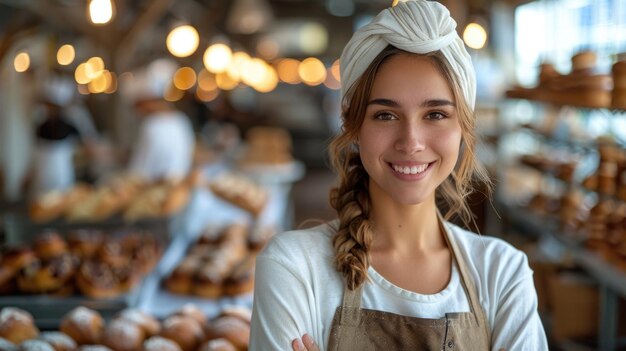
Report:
292,334,320,351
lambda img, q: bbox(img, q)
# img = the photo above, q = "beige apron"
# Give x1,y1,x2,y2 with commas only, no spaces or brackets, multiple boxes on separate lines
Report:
327,219,491,350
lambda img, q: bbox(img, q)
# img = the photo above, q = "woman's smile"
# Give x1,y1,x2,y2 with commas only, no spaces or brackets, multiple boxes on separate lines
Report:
388,161,434,179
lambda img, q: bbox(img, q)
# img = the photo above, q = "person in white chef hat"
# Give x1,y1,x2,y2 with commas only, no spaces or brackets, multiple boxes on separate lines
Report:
31,73,88,197
125,58,195,182
249,1,549,350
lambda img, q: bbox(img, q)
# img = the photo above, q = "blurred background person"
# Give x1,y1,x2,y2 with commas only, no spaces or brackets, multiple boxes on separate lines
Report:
29,73,98,197
126,59,195,182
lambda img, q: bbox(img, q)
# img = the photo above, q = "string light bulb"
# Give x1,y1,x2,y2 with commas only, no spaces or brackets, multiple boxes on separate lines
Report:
463,22,488,50
166,25,200,58
203,43,233,73
57,45,75,66
88,0,115,25
14,52,30,72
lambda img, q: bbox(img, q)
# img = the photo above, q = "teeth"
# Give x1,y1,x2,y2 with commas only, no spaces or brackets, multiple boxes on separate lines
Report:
392,163,428,174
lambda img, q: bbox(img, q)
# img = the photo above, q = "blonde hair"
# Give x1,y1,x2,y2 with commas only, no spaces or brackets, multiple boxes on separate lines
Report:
329,46,492,290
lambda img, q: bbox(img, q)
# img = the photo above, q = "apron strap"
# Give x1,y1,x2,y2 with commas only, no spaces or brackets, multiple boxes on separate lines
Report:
338,283,364,325
438,212,492,343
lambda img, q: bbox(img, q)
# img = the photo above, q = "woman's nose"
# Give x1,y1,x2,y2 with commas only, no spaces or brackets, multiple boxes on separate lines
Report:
394,124,426,154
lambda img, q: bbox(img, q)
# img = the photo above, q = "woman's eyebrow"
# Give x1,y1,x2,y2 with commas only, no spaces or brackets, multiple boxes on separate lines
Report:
422,99,456,108
367,98,399,107
367,98,456,108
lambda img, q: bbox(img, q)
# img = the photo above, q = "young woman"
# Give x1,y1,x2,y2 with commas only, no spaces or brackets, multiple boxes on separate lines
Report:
249,1,548,350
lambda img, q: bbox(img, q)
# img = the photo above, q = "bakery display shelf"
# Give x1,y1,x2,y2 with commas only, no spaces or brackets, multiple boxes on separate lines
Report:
498,199,626,350
0,284,141,330
25,213,171,229
502,60,626,350
505,89,614,111
132,230,253,319
514,125,599,152
2,212,171,246
515,160,575,182
512,123,626,157
573,183,626,205
512,162,626,206
236,160,306,185
511,162,576,195
498,200,626,297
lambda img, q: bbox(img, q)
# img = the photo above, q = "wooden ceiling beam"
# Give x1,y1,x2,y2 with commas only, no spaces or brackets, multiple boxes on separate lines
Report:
113,0,175,72
25,0,119,49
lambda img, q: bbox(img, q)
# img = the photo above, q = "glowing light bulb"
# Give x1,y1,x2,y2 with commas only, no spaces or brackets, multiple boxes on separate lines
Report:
14,52,30,72
203,43,233,73
89,0,114,25
298,57,326,86
166,25,200,58
57,45,75,66
463,23,488,50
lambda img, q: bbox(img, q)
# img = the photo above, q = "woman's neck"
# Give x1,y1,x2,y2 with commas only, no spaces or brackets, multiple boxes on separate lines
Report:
368,187,445,255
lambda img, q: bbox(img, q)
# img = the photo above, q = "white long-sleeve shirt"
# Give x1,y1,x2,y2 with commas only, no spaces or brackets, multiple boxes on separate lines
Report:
250,220,548,351
129,110,194,181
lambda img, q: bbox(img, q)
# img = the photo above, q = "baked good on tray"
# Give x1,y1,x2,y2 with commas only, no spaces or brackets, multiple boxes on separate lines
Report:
204,316,249,351
115,309,161,338
0,303,253,351
1,228,160,299
19,339,55,351
38,331,77,351
100,318,145,351
209,174,267,216
173,304,208,326
17,254,78,294
159,315,204,351
164,223,260,299
0,307,39,344
197,338,237,351
59,306,104,345
142,336,182,351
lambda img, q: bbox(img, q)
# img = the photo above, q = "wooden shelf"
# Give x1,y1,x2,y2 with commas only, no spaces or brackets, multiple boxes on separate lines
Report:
505,87,618,111
499,201,626,298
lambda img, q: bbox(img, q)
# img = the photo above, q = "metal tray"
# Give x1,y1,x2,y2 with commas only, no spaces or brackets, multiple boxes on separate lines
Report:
0,286,142,330
133,226,253,319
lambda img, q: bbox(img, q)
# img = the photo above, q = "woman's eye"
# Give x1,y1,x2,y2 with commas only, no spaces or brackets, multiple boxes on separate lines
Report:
426,112,447,120
374,112,397,121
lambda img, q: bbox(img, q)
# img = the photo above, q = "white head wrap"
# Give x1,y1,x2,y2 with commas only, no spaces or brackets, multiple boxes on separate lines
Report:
40,74,75,107
339,0,476,110
124,58,178,102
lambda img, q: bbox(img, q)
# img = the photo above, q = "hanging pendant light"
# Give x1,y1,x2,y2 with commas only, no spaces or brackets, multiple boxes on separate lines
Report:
88,0,115,25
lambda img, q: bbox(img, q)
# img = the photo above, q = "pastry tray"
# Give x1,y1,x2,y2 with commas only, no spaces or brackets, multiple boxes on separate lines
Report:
0,216,170,329
133,227,254,319
0,285,142,330
2,212,172,246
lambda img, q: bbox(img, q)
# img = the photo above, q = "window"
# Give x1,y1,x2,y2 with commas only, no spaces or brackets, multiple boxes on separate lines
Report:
515,0,626,86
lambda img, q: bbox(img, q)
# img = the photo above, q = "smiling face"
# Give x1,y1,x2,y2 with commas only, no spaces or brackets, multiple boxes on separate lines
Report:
358,53,462,206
